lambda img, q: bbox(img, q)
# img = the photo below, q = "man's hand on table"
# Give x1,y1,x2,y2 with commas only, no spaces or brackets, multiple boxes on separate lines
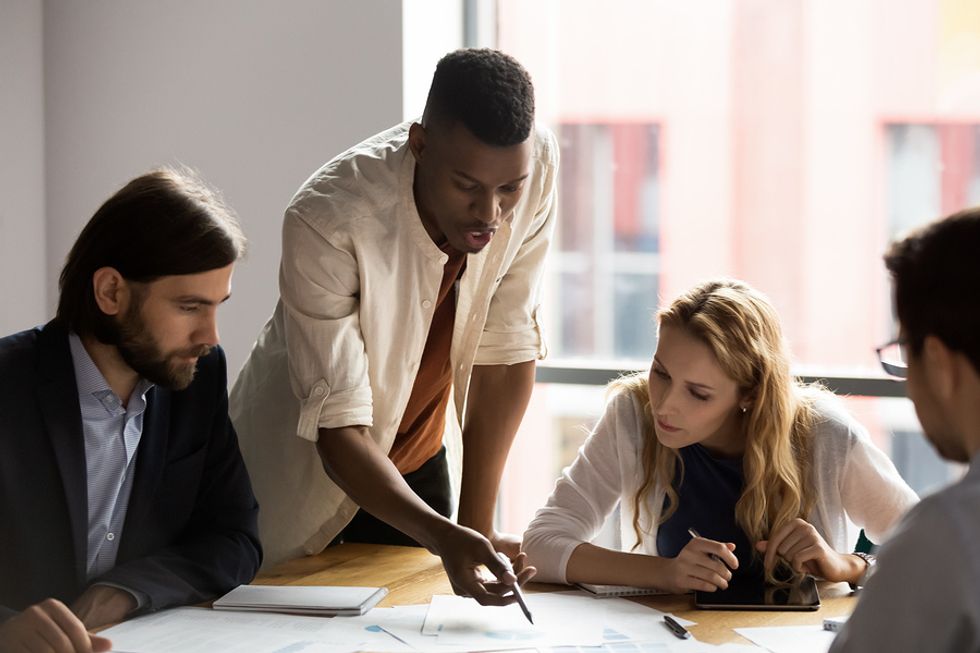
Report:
0,598,112,653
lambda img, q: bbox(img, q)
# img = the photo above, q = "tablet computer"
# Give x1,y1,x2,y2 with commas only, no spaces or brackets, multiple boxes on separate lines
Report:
694,574,820,611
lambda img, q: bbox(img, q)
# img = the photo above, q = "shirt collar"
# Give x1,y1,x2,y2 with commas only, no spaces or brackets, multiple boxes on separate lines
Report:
68,332,154,410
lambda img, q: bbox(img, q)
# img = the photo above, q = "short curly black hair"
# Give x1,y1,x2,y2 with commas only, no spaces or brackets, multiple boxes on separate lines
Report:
885,206,980,374
423,48,535,147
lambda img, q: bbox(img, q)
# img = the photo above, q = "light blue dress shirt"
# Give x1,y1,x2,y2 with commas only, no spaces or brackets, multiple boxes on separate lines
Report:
67,334,153,583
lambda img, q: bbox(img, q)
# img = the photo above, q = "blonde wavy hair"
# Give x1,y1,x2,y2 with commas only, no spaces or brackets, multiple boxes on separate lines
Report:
613,279,823,574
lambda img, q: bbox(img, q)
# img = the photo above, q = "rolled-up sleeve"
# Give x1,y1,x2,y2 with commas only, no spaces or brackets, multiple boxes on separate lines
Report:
523,391,636,583
280,212,373,441
475,130,559,366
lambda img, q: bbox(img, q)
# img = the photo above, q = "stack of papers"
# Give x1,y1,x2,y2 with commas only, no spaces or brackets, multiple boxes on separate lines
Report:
368,592,701,652
102,590,713,653
103,607,413,653
213,584,388,616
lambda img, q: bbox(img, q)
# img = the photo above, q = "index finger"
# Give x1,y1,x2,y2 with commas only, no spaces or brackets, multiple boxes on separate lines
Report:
41,598,93,653
763,522,798,573
692,536,739,571
466,579,518,607
91,634,114,653
491,551,518,585
711,541,739,571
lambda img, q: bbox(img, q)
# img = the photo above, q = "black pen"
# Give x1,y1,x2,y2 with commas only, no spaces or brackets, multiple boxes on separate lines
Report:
663,615,691,640
496,552,534,624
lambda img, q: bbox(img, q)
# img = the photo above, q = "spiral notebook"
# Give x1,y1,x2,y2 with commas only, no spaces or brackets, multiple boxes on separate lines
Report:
213,584,388,616
575,583,670,598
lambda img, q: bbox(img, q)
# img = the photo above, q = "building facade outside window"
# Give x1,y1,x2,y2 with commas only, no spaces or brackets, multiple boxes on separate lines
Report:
476,0,980,537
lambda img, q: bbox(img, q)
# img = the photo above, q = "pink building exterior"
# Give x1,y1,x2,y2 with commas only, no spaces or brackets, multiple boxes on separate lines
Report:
493,0,980,534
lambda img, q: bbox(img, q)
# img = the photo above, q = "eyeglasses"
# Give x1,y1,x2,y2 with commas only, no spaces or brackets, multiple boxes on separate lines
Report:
875,339,907,380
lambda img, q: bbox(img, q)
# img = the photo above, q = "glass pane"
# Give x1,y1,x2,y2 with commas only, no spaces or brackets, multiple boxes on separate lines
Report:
885,124,940,238
971,126,980,205
559,270,594,356
611,124,660,254
499,383,609,537
613,272,658,359
558,123,608,253
495,0,980,373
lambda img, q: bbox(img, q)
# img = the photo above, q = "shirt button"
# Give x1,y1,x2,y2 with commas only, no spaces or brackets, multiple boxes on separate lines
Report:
313,386,325,397
106,532,115,541
422,299,432,309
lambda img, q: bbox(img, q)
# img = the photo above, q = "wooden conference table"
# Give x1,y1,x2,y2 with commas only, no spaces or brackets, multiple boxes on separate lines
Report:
255,542,858,647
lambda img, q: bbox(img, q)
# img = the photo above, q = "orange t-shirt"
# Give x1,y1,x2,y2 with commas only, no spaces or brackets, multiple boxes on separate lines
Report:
389,245,467,474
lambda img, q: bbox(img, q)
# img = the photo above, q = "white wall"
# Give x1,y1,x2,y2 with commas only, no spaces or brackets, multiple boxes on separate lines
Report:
0,0,46,335
402,0,463,120
38,0,404,377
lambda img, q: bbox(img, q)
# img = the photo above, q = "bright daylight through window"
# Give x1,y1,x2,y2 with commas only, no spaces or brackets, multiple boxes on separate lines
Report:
477,0,980,538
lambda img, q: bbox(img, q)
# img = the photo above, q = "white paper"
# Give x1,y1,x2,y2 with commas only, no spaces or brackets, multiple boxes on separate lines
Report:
676,643,766,652
734,625,836,653
533,641,763,653
589,595,696,639
535,644,674,653
104,606,412,653
420,594,604,650
418,592,700,652
101,594,707,653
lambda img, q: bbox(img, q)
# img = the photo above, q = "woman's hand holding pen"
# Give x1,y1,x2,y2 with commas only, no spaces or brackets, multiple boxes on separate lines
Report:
756,518,865,584
662,535,739,593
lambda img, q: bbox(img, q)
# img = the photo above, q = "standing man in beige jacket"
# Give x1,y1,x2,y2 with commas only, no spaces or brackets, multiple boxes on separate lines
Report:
231,49,558,605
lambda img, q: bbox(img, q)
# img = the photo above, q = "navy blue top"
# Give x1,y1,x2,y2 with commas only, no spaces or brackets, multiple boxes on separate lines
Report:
657,443,760,577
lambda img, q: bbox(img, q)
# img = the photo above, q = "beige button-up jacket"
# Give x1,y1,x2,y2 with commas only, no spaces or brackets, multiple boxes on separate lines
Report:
230,122,559,566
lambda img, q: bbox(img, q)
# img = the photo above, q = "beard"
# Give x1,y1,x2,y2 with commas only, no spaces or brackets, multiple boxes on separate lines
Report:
104,296,211,390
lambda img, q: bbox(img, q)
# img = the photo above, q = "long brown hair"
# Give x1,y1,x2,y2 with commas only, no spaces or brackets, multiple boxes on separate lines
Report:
617,279,823,572
56,166,245,342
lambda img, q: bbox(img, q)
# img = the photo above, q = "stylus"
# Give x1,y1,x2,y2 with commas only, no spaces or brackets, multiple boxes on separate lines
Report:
687,528,730,568
495,552,534,624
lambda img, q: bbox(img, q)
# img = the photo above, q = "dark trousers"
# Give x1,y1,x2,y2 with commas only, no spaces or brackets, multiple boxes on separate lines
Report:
334,445,452,547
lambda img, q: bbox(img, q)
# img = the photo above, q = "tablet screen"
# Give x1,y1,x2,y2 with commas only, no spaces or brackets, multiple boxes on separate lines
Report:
694,574,820,611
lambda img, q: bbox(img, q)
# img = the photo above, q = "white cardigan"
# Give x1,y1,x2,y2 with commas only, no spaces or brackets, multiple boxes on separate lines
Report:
522,390,919,584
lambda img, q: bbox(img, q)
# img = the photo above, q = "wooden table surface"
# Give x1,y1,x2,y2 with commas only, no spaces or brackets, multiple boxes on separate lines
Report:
257,543,857,646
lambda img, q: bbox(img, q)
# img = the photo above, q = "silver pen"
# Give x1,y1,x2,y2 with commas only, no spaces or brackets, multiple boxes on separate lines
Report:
495,551,534,624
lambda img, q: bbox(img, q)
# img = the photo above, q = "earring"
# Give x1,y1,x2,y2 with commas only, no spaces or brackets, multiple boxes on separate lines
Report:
740,405,748,414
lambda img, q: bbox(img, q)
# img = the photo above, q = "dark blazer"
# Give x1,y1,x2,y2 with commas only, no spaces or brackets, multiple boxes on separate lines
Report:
0,321,261,620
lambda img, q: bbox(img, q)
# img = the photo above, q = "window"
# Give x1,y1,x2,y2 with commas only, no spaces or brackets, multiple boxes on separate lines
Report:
478,0,980,535
554,123,661,359
886,123,980,237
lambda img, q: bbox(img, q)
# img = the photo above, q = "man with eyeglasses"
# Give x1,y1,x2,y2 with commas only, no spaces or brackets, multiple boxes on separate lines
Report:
831,207,980,652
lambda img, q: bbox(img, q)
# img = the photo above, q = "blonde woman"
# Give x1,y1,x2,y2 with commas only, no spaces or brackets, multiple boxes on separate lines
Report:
522,279,917,593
